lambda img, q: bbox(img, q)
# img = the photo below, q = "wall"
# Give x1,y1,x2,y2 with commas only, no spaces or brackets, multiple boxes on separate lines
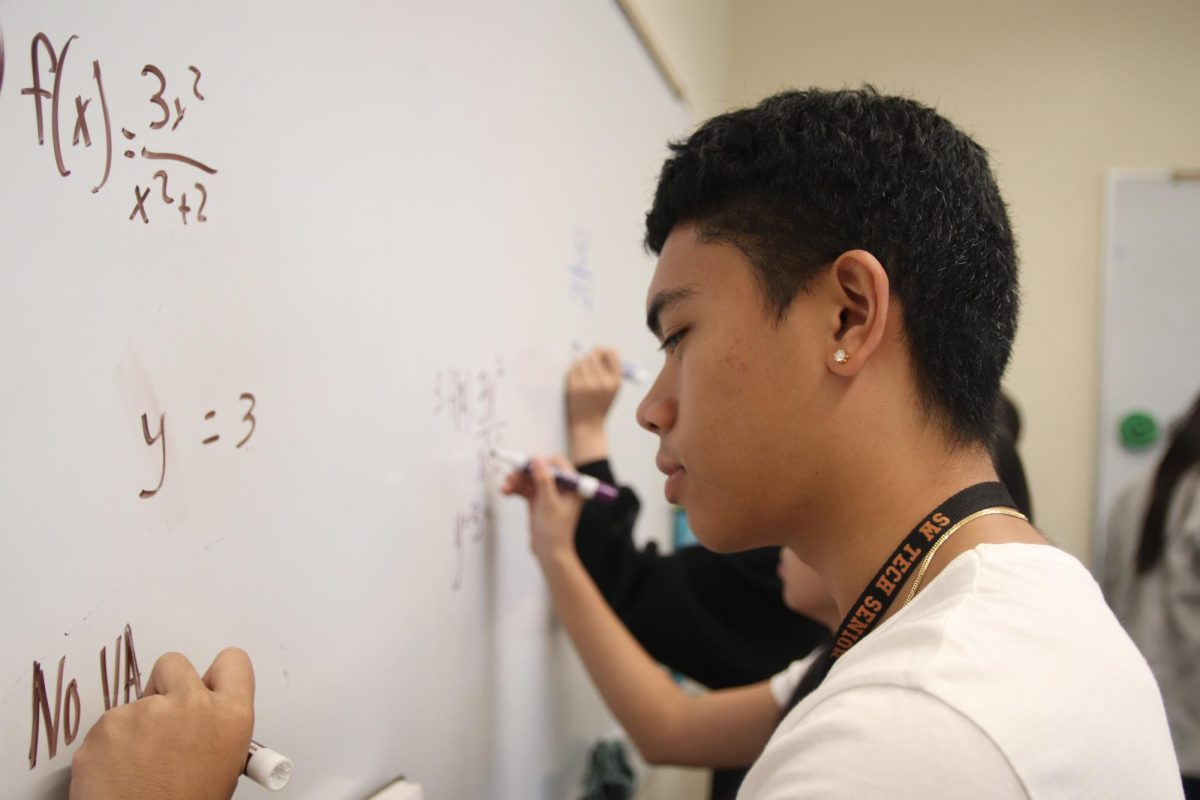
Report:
622,0,733,122
720,0,1200,559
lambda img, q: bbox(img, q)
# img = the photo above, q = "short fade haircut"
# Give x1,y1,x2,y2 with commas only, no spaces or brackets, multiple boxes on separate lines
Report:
644,87,1019,444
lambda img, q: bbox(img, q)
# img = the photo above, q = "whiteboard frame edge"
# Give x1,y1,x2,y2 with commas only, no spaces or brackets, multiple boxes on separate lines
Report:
1091,168,1173,569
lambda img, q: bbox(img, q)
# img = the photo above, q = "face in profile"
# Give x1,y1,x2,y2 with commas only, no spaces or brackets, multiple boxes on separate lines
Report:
637,224,839,553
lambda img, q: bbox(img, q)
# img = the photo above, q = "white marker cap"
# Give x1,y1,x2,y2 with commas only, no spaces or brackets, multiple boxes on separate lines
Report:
245,743,293,791
620,361,649,383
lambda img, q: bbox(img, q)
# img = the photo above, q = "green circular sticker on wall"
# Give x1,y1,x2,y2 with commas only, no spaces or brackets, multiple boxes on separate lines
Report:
1118,411,1159,450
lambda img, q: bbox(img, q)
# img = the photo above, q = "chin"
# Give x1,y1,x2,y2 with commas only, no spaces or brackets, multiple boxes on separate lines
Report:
688,516,759,554
697,536,743,554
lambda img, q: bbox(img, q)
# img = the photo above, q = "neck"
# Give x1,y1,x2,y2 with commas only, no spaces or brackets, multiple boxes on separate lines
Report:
787,438,1007,622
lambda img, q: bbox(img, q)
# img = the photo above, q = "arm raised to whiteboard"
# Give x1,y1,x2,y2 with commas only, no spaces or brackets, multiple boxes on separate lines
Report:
566,346,625,464
501,456,784,768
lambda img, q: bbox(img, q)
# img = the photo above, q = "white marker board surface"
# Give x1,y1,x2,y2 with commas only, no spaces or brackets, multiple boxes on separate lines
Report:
0,2,687,796
1095,171,1200,547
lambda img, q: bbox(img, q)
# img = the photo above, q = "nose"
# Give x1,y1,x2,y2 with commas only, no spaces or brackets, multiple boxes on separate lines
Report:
636,368,676,434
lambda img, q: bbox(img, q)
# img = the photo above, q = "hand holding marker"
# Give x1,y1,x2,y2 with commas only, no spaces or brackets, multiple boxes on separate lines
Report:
570,341,649,384
491,449,619,503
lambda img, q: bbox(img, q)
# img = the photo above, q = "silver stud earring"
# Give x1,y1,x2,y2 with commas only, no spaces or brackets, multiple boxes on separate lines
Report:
834,348,850,365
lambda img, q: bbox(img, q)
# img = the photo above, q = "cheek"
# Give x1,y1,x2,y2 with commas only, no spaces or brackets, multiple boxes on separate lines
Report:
699,341,763,438
675,336,804,545
715,336,751,376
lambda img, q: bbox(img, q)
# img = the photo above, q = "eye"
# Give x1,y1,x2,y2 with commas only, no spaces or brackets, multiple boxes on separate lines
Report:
658,327,688,355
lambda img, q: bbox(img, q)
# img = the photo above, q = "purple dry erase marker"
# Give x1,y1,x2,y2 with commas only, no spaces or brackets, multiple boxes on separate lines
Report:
492,448,620,503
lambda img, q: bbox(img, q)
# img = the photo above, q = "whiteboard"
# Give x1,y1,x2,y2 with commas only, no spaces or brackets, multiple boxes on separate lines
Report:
0,2,688,797
1095,171,1200,554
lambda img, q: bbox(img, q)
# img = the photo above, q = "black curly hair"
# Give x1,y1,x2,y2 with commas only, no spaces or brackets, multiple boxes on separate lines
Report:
645,87,1019,444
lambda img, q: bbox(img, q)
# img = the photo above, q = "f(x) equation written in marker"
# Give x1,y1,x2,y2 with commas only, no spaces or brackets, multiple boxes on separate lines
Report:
20,30,217,225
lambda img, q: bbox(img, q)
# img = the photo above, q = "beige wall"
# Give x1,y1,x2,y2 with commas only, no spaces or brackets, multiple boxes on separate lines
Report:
621,0,733,121
632,0,1200,560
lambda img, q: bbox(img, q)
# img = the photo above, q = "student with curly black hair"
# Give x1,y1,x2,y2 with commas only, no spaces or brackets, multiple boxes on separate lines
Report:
505,87,1182,798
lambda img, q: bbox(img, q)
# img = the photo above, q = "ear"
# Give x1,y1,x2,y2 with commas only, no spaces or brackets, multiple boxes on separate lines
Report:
825,250,889,376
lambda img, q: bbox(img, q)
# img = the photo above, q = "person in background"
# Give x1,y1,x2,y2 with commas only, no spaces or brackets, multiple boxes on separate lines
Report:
1101,392,1200,799
517,451,847,771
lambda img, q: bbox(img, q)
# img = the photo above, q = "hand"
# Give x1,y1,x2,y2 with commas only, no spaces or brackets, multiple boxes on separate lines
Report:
70,648,255,800
501,455,585,565
566,347,622,463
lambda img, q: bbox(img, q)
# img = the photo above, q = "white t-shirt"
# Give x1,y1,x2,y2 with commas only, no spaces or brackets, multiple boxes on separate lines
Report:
743,543,1182,799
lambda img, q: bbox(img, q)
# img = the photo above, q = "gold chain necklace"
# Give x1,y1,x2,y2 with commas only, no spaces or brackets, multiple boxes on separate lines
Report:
901,507,1029,607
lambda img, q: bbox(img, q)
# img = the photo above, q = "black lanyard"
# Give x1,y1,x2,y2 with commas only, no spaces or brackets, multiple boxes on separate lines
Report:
828,481,1016,661
785,482,1017,714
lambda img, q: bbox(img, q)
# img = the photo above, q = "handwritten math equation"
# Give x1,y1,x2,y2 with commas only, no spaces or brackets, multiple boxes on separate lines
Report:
433,358,507,591
138,392,257,498
29,624,144,770
16,30,217,225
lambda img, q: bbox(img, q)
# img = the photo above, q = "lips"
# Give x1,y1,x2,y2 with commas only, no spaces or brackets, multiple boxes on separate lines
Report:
656,454,685,503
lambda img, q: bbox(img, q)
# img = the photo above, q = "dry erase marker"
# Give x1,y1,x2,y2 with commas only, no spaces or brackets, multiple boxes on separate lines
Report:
245,740,292,791
492,448,620,503
619,361,649,383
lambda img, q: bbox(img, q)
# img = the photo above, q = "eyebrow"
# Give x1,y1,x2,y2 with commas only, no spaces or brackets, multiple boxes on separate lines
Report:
646,285,698,338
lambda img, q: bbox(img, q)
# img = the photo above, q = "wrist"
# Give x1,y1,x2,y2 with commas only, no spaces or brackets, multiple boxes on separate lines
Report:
569,426,609,465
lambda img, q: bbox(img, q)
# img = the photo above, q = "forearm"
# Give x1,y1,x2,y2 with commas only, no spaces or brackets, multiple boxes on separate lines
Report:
543,552,781,767
539,550,686,760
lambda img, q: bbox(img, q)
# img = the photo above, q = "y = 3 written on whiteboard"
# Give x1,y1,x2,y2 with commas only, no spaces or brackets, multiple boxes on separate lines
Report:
138,393,257,499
